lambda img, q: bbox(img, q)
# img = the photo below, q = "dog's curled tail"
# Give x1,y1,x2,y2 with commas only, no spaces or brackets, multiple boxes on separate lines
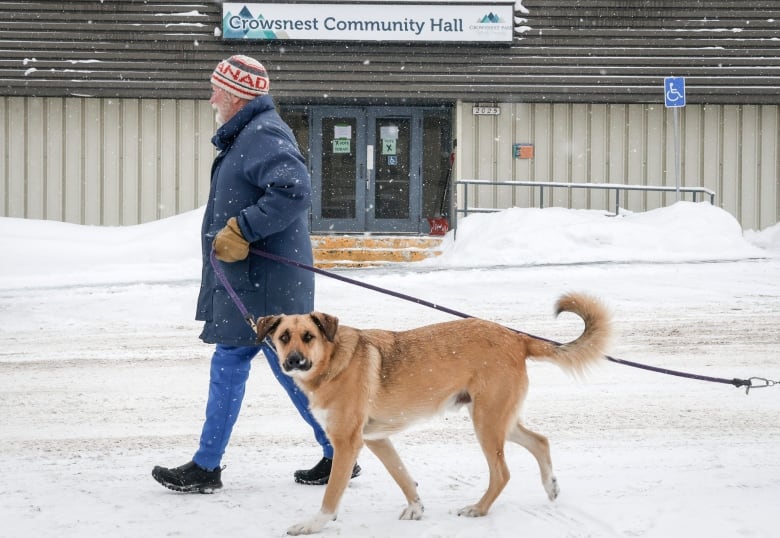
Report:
526,292,612,376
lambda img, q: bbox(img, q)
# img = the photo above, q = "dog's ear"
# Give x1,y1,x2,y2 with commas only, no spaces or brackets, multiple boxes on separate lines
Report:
255,315,282,343
309,311,338,342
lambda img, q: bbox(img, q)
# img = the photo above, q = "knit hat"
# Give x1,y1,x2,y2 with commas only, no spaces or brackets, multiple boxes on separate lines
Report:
211,55,269,99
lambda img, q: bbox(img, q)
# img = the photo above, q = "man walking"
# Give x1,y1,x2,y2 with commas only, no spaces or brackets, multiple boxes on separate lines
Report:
152,55,359,493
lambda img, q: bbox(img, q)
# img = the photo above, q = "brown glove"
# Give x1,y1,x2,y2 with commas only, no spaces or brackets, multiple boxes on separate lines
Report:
213,217,249,262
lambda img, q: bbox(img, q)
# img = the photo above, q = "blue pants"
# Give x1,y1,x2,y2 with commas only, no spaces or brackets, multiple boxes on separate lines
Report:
192,342,333,471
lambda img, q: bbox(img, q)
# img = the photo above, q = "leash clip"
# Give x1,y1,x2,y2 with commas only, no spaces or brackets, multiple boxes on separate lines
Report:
245,314,258,334
743,377,777,395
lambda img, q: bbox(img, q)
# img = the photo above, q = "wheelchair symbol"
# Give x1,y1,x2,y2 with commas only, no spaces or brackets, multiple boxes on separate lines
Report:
667,84,683,103
664,77,686,107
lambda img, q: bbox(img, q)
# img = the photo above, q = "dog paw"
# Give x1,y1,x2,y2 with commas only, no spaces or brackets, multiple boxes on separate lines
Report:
399,500,424,520
457,504,487,518
545,476,560,501
287,511,335,535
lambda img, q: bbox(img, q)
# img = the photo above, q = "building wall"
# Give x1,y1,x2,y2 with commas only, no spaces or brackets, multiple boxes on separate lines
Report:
456,102,779,231
3,96,778,230
2,2,778,229
1,96,214,225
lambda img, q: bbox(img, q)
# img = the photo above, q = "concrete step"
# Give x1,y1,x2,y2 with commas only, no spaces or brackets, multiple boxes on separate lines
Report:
312,235,443,268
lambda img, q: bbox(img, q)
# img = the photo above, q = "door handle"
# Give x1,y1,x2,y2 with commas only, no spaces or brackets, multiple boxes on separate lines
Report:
366,144,374,191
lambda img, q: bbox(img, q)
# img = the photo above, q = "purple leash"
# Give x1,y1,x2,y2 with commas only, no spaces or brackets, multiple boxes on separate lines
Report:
209,247,776,394
209,249,259,332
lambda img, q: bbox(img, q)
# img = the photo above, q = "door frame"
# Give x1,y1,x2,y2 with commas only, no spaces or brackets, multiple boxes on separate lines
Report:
309,107,368,233
309,106,425,234
366,107,422,233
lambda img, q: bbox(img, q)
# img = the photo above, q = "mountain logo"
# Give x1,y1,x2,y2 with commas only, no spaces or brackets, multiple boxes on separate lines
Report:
478,12,503,24
223,5,278,40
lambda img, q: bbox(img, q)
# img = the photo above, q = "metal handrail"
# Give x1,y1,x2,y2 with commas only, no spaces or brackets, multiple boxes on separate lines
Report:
453,179,716,226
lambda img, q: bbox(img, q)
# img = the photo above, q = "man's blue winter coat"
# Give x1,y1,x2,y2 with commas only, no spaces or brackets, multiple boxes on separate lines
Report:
196,95,314,346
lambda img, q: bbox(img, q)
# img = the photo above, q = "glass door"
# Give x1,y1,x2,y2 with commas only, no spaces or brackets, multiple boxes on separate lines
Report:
310,108,367,232
308,106,449,234
367,110,420,232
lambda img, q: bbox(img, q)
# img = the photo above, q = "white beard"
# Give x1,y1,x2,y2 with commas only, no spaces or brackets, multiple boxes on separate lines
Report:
212,104,225,127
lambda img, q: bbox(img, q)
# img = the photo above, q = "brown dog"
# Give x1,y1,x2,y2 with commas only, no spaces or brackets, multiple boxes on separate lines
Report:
256,292,611,535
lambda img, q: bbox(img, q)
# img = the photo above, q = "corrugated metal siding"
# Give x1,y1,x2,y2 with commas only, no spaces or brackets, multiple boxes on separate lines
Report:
1,100,777,231
1,96,214,225
0,1,777,104
514,0,780,103
455,102,779,231
1,1,778,228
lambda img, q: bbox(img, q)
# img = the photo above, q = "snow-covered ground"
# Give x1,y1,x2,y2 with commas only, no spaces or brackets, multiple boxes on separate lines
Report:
1,201,778,538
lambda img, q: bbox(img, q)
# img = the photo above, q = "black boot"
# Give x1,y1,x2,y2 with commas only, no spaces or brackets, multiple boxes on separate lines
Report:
294,457,361,486
152,461,223,493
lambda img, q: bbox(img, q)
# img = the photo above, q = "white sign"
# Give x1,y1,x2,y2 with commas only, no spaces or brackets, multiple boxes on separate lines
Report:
334,124,351,139
380,125,399,140
222,3,515,43
472,106,500,115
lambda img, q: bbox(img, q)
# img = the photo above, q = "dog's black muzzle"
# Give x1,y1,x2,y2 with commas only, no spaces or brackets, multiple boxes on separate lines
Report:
283,351,312,372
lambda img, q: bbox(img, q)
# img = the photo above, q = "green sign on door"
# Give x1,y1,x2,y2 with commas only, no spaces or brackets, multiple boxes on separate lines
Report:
332,138,351,153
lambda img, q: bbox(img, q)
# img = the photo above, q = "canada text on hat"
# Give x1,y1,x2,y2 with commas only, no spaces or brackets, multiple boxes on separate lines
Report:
211,55,269,99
